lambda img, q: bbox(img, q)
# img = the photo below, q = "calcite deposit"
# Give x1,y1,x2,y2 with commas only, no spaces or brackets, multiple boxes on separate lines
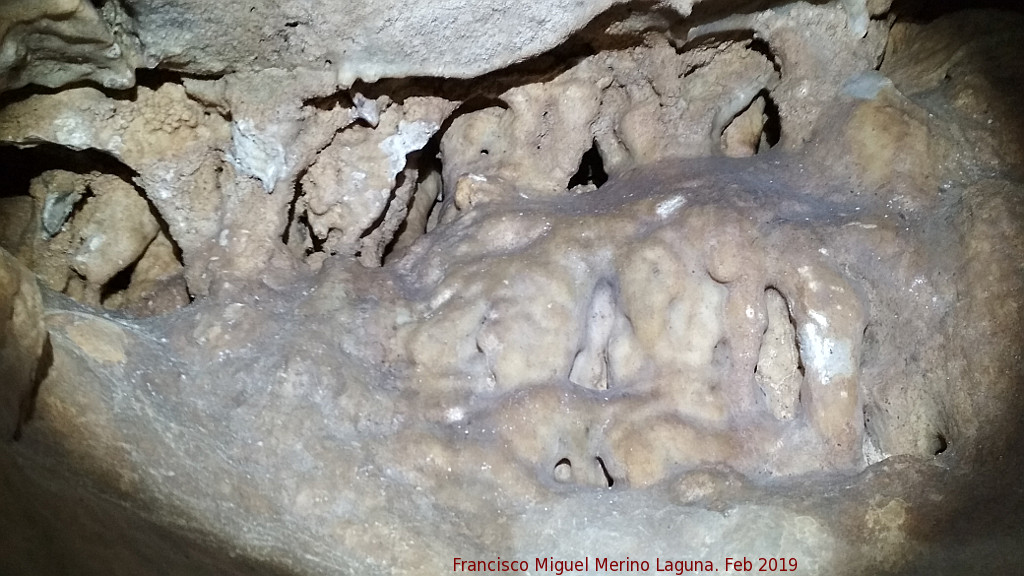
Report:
1,1,1023,575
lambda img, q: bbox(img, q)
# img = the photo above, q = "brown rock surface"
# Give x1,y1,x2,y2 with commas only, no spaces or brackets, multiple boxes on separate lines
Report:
0,248,46,440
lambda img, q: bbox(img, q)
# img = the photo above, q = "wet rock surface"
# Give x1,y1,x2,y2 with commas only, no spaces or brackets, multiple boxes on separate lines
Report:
1,2,1024,576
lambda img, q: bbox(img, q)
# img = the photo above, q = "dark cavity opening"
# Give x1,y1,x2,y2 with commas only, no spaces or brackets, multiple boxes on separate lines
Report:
100,258,140,304
380,147,443,263
303,91,355,112
567,141,608,190
282,165,308,246
761,90,781,148
718,88,782,156
748,36,782,75
892,0,1024,22
0,142,135,197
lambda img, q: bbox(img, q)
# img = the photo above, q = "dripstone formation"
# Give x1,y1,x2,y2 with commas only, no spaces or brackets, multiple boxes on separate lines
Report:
1,1,1022,575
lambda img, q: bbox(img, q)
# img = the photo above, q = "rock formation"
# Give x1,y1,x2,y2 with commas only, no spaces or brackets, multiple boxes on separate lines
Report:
1,1,1022,575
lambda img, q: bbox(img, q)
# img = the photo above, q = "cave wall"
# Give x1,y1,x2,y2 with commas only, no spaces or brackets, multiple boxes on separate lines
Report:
1,1,1023,575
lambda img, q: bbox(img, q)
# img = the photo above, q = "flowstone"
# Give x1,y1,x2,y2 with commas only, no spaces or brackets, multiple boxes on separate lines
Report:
1,2,1023,576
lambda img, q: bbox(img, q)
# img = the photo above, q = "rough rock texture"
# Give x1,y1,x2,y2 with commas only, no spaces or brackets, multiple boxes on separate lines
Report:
0,0,140,92
1,2,1024,576
299,96,455,266
0,248,47,440
0,0,891,91
0,169,189,315
396,178,878,479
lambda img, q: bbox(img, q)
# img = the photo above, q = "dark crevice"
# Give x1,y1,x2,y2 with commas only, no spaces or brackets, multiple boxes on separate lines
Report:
473,313,495,380
64,270,87,294
12,334,53,441
100,257,140,303
359,171,404,243
678,28,753,53
875,34,889,72
392,154,429,251
794,328,805,377
721,88,782,155
284,124,358,254
0,143,137,193
113,0,137,19
567,141,609,189
760,89,781,148
376,98,498,263
438,97,510,135
348,2,667,104
0,81,108,108
421,157,446,238
720,89,774,154
133,180,186,272
303,91,355,112
595,456,615,488
380,149,441,262
62,185,98,235
0,68,224,109
300,212,325,256
675,30,782,155
859,324,877,371
934,432,949,455
405,97,508,230
134,68,189,91
748,37,782,75
553,457,573,483
891,0,1024,23
282,169,306,245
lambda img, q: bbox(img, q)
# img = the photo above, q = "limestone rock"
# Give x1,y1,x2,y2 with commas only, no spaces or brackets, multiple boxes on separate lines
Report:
0,0,139,92
0,4,1022,576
